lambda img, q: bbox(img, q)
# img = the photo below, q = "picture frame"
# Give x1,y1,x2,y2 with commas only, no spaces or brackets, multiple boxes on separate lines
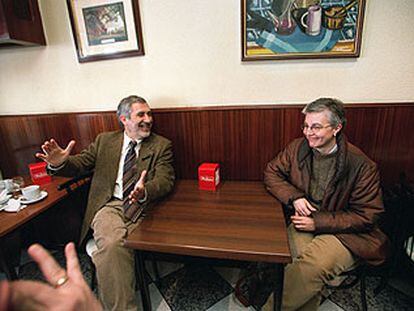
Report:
241,0,366,61
67,0,144,63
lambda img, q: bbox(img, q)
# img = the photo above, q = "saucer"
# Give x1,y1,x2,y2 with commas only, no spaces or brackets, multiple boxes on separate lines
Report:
3,199,26,213
0,194,11,205
20,191,48,204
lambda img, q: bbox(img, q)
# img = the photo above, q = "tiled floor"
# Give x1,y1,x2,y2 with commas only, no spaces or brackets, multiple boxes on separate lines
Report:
3,248,414,311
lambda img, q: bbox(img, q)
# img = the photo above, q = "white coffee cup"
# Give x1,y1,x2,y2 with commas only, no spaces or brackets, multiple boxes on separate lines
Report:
22,185,41,200
0,179,14,193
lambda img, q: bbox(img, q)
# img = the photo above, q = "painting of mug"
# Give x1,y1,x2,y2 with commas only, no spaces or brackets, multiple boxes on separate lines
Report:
242,0,367,60
300,5,322,36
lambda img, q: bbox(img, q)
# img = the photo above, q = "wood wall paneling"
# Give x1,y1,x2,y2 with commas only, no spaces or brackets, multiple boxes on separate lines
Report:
0,104,413,186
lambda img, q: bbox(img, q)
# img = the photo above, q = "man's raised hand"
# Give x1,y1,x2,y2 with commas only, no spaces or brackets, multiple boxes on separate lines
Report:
36,139,75,167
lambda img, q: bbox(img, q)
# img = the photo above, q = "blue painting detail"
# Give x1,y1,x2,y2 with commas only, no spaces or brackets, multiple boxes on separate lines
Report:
257,27,340,53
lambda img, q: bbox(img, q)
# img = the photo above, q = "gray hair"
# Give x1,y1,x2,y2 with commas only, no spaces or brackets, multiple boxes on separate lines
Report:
302,97,347,128
116,95,147,127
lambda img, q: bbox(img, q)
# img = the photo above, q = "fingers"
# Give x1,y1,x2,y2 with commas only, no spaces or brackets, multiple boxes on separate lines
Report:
36,139,60,162
38,138,72,156
36,139,74,166
64,140,76,154
42,139,59,154
294,198,316,216
293,198,307,216
299,207,309,216
305,201,317,212
49,139,61,150
291,215,303,224
297,205,311,216
28,244,67,287
64,242,83,283
291,215,315,232
134,170,147,190
35,152,47,161
291,216,306,230
129,188,145,203
291,215,308,225
130,171,147,203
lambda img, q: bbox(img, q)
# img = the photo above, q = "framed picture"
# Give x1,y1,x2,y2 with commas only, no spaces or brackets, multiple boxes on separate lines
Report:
67,0,144,63
241,0,366,61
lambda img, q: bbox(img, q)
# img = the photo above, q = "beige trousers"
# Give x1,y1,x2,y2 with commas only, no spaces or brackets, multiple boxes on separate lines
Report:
264,224,356,311
91,200,141,311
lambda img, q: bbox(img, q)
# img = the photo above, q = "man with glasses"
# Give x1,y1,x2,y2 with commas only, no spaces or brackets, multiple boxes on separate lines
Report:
263,98,389,310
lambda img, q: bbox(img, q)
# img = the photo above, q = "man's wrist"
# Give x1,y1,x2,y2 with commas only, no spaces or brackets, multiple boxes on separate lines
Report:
47,162,66,171
47,162,67,176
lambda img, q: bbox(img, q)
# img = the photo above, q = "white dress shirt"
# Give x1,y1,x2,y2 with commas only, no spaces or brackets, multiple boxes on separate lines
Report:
112,133,142,200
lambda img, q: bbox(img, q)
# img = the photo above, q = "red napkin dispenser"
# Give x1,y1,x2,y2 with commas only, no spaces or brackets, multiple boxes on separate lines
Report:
198,163,220,191
29,162,52,185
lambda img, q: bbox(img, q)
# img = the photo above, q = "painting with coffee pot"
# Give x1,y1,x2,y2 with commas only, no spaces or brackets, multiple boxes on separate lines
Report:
241,0,365,60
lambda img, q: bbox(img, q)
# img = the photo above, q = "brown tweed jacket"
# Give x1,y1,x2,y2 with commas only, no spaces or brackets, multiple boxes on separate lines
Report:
56,130,175,244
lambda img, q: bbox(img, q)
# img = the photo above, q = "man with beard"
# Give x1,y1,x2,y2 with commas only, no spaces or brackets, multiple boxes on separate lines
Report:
36,95,175,310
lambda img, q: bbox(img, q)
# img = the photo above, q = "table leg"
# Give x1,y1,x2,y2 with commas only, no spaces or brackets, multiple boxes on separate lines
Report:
135,251,151,311
273,263,285,311
0,244,17,280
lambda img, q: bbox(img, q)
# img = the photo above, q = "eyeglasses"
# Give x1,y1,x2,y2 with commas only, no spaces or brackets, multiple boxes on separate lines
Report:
301,124,333,133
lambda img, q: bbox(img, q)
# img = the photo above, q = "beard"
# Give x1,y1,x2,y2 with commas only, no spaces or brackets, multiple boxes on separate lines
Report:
136,121,152,138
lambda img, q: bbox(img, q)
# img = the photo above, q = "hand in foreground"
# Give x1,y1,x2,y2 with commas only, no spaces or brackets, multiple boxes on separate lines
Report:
129,170,147,203
291,214,316,232
35,139,75,167
8,242,102,311
292,198,317,216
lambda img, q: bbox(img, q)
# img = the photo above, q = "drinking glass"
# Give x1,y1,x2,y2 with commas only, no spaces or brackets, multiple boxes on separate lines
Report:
12,176,25,198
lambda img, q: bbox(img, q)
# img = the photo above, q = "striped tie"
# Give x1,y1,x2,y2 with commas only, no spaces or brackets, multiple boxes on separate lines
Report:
122,141,138,212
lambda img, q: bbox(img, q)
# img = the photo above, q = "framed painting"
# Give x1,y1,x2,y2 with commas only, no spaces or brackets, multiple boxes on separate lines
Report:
241,0,366,61
67,0,145,63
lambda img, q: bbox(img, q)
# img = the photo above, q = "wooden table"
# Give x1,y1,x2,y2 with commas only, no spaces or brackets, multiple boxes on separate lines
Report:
0,176,70,279
125,180,292,311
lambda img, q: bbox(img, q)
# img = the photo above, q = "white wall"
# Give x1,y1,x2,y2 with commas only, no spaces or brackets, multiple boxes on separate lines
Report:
0,0,413,115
